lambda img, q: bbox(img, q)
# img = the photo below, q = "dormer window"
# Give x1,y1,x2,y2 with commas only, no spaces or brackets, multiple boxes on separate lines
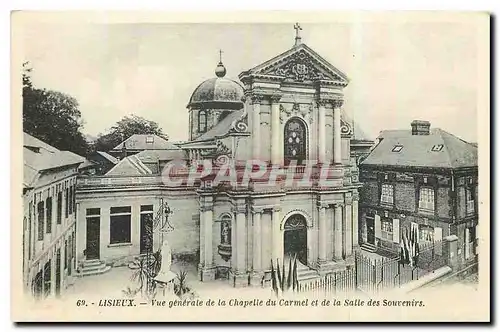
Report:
431,144,444,152
145,136,154,144
392,145,403,152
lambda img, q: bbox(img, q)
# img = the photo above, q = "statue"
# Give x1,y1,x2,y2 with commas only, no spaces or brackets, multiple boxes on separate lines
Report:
221,221,230,245
154,240,176,285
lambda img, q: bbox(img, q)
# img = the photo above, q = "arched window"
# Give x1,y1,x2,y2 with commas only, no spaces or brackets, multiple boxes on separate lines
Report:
284,117,307,166
198,110,207,133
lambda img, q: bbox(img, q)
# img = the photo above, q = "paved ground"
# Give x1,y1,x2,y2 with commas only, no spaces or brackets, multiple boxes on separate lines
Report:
63,260,237,302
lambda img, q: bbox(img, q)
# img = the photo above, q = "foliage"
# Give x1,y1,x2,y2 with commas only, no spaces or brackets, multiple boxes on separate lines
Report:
270,255,299,297
22,62,89,156
122,286,139,298
92,114,168,152
174,270,191,298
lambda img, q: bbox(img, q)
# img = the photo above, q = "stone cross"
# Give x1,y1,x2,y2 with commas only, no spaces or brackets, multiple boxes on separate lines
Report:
294,23,302,46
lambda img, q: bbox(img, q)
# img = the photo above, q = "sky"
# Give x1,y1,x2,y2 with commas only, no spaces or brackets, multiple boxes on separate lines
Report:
20,17,481,143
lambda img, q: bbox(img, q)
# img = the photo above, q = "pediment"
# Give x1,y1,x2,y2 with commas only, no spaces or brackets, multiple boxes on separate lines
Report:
240,44,349,86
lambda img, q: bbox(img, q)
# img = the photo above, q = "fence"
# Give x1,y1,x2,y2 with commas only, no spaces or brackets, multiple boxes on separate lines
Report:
297,267,356,297
297,240,448,296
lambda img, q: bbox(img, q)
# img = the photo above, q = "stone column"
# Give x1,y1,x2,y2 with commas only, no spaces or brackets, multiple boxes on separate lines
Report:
271,207,281,264
317,203,327,262
252,208,262,272
229,204,248,287
251,95,262,160
270,94,282,165
344,196,353,258
199,198,215,281
235,206,247,273
333,100,343,164
352,192,359,247
333,203,344,261
317,100,326,164
251,207,263,285
204,208,214,268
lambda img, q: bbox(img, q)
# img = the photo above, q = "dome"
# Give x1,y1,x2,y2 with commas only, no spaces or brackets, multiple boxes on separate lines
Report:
188,62,244,110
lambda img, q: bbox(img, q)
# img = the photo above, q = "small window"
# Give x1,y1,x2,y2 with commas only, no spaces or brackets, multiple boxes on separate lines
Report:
140,205,154,212
392,145,403,152
110,206,132,214
419,187,435,212
198,110,207,133
86,208,101,216
431,144,444,152
146,136,154,144
380,184,394,205
419,225,434,242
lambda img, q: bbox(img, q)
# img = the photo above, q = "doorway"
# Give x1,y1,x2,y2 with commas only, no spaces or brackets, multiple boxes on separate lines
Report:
86,217,100,260
283,214,308,266
366,216,375,245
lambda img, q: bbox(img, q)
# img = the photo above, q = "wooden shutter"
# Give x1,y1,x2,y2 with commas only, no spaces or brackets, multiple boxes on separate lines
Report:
374,214,381,239
434,227,443,255
392,219,400,243
465,228,470,259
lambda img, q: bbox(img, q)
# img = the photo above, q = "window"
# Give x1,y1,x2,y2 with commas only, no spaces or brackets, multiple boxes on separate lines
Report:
431,144,444,152
466,187,475,214
72,184,76,214
64,240,68,270
392,145,403,152
86,208,101,216
43,261,51,298
419,187,435,212
145,136,154,144
381,219,393,241
65,187,69,218
140,205,154,254
37,201,44,241
380,184,394,205
68,187,73,215
110,206,131,244
465,226,476,259
57,192,62,224
419,225,434,242
284,117,307,166
198,110,207,133
45,197,52,234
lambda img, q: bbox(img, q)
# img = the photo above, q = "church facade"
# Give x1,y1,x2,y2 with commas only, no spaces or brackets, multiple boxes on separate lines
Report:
75,28,372,287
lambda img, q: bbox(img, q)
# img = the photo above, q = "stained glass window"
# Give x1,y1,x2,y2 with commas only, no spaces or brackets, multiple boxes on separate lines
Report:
284,118,307,165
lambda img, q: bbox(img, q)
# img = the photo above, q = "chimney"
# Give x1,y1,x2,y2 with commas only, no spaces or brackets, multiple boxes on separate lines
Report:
411,120,431,136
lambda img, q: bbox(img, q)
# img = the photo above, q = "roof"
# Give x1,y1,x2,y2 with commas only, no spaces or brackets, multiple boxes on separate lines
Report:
188,61,244,110
78,159,98,170
239,43,349,86
135,149,187,163
111,134,178,151
194,109,245,142
23,133,85,187
94,151,119,164
105,154,153,176
361,128,477,169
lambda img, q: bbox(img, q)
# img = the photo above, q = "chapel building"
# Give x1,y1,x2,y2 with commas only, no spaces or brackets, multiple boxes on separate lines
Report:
75,27,373,286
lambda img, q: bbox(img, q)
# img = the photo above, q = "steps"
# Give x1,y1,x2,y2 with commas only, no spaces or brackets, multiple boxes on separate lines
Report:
77,259,111,277
361,242,377,253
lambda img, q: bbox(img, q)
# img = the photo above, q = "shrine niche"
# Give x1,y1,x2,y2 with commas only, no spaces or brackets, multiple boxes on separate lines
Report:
217,213,232,262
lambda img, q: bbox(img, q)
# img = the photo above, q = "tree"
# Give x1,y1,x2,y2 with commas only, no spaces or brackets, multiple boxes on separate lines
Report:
93,115,167,152
22,62,89,156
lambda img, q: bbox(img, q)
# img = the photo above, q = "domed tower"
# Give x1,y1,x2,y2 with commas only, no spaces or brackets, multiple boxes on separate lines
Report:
187,53,244,141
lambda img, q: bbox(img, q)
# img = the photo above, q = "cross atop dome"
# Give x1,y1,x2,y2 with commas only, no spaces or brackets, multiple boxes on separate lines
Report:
294,23,302,46
215,49,226,77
